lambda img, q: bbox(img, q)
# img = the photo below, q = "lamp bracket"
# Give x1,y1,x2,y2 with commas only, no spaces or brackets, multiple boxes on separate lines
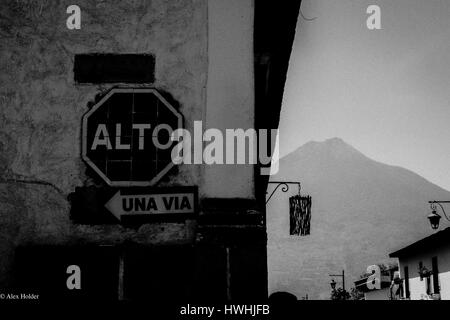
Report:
429,201,450,222
266,181,301,204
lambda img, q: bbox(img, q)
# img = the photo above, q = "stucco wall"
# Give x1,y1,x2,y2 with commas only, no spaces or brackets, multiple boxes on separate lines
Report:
398,241,450,300
0,0,208,288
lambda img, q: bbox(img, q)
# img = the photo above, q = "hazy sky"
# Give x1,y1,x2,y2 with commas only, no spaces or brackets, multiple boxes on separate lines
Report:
278,0,450,191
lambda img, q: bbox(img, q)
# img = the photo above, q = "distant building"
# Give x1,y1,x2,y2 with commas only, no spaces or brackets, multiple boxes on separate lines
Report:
389,227,450,300
354,265,398,300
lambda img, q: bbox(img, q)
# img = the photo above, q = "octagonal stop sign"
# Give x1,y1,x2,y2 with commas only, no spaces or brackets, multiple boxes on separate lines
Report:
82,88,182,186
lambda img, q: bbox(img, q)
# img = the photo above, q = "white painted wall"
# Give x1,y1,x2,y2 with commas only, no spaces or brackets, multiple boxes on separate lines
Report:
398,241,450,300
365,288,390,300
203,0,255,199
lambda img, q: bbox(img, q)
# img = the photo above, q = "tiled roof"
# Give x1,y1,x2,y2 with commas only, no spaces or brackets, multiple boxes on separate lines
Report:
389,227,450,258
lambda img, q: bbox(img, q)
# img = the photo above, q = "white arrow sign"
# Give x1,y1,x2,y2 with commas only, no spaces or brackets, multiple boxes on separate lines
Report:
105,190,195,221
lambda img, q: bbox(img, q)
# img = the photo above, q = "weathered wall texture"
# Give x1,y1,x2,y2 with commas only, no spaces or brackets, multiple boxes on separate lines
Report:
0,0,207,287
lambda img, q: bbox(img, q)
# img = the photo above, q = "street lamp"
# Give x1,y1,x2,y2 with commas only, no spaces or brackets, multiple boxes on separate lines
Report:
427,201,450,230
329,270,346,299
428,210,441,230
330,279,337,290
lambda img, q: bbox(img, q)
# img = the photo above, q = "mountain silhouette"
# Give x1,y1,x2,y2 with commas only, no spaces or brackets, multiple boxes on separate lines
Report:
267,137,450,299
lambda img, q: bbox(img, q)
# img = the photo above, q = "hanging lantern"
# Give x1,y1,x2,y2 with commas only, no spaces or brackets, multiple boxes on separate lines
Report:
289,194,312,236
427,209,441,230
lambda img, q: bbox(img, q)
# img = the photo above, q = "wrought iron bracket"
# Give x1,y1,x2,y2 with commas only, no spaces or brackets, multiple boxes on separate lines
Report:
266,181,301,204
429,201,450,222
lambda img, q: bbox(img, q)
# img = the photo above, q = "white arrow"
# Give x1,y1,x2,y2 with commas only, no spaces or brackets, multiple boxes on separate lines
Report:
104,190,124,221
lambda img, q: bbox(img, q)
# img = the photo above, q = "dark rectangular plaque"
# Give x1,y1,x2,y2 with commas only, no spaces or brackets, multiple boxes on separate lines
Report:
74,54,155,83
